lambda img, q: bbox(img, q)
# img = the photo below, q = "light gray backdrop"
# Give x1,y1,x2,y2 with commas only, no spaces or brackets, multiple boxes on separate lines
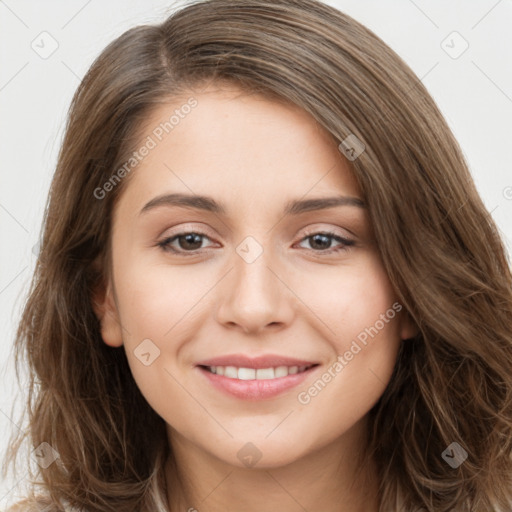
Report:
1,0,511,507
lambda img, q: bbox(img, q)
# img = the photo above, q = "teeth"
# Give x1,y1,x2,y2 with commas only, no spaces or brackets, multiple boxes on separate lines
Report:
238,367,256,380
256,368,275,379
274,366,289,378
224,366,238,379
206,364,312,380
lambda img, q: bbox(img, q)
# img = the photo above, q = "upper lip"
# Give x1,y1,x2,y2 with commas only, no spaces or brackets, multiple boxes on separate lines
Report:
196,354,319,369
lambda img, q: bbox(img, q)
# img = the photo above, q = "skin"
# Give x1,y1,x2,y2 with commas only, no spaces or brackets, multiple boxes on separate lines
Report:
93,83,418,512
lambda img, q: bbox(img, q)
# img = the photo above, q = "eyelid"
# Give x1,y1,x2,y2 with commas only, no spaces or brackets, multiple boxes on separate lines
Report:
158,222,216,239
300,224,354,239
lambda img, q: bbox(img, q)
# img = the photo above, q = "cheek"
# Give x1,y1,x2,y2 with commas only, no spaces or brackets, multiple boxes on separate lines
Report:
114,255,206,340
298,254,400,348
111,253,213,410
293,256,402,423
337,261,402,370
114,263,192,426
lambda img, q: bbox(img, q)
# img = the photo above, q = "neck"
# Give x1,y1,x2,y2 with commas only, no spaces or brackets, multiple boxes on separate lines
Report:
164,417,380,512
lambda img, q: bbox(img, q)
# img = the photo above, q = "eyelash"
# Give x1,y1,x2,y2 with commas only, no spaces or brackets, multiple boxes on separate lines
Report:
156,229,355,256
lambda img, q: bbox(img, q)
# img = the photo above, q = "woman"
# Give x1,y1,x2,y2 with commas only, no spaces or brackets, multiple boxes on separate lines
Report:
3,0,512,510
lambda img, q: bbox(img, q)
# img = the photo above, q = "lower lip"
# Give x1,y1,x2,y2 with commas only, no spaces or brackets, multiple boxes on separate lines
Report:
197,365,318,400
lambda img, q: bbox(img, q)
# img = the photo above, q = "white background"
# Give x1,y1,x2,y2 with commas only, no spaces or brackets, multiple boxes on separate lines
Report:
1,0,511,506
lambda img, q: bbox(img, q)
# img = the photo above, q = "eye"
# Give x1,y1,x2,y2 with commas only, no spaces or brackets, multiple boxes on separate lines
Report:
157,231,215,255
296,230,355,254
157,230,355,256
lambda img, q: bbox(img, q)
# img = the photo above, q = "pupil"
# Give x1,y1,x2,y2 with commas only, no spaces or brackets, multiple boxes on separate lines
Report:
311,234,330,250
180,233,202,250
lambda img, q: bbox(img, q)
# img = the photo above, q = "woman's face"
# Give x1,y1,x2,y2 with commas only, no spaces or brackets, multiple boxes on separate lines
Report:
94,84,417,468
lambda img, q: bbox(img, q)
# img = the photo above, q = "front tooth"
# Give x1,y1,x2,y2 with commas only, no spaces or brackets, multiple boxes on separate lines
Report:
288,366,298,374
238,367,256,380
256,367,275,380
224,366,238,378
274,366,289,378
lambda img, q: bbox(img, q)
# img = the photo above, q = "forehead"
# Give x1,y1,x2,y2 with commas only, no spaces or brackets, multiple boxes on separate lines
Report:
115,85,363,218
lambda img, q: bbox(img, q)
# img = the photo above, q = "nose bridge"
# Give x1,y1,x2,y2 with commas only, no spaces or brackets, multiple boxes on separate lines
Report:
233,234,280,308
215,233,294,333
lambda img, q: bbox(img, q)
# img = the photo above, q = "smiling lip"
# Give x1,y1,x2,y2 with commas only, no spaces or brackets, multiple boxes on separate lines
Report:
195,354,320,400
196,354,318,369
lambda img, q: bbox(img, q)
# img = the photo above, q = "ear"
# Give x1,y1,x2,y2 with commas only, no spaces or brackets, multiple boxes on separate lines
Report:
91,278,124,348
399,309,420,341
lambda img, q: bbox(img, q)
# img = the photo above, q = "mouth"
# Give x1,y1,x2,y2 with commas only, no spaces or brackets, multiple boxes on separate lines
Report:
195,358,320,400
198,363,318,380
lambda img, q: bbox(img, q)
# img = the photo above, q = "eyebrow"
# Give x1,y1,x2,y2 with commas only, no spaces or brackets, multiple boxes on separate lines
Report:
139,193,366,217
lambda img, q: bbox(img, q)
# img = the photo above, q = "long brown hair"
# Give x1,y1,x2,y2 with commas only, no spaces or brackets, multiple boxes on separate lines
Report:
3,0,512,510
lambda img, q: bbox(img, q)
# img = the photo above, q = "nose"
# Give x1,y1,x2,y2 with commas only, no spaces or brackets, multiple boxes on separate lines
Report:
215,243,295,335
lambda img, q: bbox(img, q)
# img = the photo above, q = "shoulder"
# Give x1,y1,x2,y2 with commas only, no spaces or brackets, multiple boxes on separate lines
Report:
4,499,44,512
4,497,81,512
